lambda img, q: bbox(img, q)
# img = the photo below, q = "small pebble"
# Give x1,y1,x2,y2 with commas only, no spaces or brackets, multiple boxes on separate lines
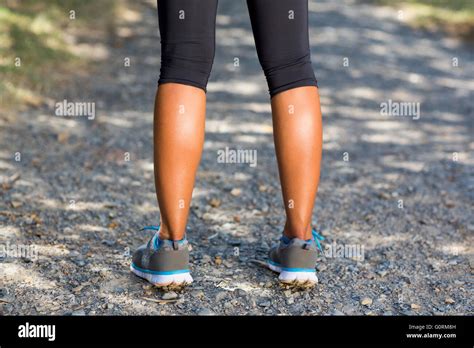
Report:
317,264,327,272
191,290,205,299
209,198,221,208
197,308,215,316
11,201,22,208
230,188,242,196
162,292,178,300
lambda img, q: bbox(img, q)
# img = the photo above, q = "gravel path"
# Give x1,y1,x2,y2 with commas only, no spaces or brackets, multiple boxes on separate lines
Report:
1,0,472,315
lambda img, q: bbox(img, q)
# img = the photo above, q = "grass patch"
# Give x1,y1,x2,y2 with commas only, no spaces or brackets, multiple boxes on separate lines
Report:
369,0,474,39
0,0,120,113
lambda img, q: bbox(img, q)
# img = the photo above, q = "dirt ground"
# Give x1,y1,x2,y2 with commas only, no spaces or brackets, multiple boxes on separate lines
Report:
1,0,472,315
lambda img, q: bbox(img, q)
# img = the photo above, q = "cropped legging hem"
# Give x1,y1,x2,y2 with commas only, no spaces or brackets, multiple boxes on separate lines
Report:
270,78,318,98
158,78,208,93
158,77,318,96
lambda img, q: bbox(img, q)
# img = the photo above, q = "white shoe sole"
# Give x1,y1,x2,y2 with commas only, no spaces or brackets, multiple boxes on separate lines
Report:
130,264,193,287
267,262,318,286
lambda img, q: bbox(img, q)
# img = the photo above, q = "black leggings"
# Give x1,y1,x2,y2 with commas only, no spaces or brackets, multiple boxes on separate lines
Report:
157,0,317,97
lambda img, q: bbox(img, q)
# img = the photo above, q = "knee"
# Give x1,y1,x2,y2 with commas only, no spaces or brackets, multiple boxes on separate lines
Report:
260,52,318,97
159,40,215,92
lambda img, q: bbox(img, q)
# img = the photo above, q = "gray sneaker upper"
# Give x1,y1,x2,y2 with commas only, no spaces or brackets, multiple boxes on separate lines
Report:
132,236,190,273
269,237,319,270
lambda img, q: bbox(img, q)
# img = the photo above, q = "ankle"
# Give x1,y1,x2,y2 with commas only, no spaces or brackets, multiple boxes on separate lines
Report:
283,224,312,240
158,225,186,241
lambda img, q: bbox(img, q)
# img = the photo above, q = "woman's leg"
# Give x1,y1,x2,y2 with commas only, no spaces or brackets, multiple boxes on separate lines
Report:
130,0,217,287
154,84,206,241
271,87,322,241
154,0,218,240
247,0,321,240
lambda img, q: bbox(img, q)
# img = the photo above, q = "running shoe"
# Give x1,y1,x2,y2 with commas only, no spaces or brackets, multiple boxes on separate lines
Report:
267,229,324,286
130,225,193,287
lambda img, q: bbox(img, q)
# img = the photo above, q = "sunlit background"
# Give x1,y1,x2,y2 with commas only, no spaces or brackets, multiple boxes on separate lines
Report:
0,0,472,315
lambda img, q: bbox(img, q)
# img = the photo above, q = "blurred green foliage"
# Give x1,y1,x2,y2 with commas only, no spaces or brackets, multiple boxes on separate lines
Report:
372,0,474,36
0,0,118,111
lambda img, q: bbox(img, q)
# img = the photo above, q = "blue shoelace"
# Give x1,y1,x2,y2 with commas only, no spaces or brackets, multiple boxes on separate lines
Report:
141,225,161,232
141,225,162,249
311,229,325,252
